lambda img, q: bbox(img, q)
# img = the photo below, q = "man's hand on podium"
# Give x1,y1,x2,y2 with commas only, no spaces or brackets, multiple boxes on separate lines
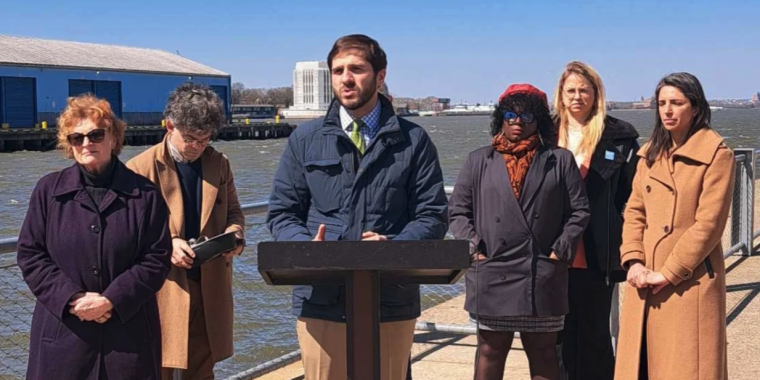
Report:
361,231,388,241
312,224,327,241
311,224,388,241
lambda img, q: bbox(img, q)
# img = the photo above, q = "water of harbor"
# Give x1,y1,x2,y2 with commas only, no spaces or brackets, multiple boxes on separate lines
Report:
0,109,759,377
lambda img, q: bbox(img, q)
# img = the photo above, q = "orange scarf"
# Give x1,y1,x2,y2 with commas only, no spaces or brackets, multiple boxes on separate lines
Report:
492,133,540,200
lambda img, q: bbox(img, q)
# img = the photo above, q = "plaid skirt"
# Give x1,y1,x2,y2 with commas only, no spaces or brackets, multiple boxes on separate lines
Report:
469,313,565,333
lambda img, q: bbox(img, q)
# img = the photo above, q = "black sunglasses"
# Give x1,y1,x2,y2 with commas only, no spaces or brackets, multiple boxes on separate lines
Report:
503,111,534,125
66,129,106,147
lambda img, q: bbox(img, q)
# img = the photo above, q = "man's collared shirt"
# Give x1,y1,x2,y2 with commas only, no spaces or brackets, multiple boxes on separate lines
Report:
339,100,381,145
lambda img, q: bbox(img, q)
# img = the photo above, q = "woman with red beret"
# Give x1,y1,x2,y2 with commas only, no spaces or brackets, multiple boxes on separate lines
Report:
449,84,590,380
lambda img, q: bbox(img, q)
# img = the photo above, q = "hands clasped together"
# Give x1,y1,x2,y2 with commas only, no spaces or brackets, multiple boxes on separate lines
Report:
69,292,114,323
627,261,671,295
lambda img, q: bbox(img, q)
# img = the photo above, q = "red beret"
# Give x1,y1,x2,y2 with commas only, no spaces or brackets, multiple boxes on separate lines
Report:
498,83,548,108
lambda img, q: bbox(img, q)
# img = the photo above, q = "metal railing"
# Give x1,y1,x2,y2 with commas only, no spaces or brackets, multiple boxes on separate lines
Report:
0,149,758,379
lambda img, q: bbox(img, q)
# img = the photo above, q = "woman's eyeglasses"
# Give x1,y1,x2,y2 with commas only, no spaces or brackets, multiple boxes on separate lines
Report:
66,129,106,147
503,111,534,125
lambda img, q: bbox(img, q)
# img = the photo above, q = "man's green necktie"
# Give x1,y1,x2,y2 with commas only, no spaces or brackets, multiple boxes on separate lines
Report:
350,119,366,155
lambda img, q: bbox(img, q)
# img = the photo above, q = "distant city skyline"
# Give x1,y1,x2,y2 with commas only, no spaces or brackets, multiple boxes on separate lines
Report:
238,61,758,104
380,92,760,104
1,0,758,102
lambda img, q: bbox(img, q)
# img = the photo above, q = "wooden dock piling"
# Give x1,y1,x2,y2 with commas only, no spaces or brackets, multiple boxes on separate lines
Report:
0,122,295,153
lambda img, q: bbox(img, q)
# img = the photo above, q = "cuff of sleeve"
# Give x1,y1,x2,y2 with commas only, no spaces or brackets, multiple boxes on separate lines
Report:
661,258,691,287
289,233,314,242
56,283,85,319
101,288,136,324
225,225,244,234
551,238,573,264
469,235,484,254
620,250,646,270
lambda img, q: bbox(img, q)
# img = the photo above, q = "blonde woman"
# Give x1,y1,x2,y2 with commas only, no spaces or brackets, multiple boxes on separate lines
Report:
553,61,640,380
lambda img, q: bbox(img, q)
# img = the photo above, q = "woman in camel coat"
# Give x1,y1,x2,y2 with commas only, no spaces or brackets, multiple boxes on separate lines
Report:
615,72,734,380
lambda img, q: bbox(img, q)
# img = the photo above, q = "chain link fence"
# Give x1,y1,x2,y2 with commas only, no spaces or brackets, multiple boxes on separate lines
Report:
220,220,298,378
723,151,745,255
0,263,35,380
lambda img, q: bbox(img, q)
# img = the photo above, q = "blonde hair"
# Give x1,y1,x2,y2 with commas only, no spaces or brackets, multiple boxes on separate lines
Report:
553,61,607,158
56,94,126,159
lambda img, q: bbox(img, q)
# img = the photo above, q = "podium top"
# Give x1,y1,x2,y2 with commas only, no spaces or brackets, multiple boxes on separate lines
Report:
257,240,469,286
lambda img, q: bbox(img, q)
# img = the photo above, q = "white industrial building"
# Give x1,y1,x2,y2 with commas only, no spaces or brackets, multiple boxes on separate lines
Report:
282,61,332,118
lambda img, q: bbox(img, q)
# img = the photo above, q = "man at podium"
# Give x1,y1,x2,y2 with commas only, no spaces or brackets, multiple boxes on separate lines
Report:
267,34,449,380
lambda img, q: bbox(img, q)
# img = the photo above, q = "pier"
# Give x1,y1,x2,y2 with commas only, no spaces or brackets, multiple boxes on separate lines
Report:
0,122,295,153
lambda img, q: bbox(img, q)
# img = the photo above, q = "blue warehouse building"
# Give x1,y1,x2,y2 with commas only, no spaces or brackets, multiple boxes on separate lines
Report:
0,35,231,128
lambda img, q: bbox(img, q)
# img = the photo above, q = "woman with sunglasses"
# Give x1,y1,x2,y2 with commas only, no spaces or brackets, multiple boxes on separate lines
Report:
450,84,590,380
16,95,172,380
552,61,640,380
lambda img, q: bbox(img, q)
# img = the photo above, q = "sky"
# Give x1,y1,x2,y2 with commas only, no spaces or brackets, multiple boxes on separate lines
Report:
1,0,758,103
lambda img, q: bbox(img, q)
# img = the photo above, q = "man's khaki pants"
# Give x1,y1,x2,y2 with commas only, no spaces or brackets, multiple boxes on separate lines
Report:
296,317,416,380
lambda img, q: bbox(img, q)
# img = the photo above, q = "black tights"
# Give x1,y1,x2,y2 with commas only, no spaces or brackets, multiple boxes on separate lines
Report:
474,330,559,380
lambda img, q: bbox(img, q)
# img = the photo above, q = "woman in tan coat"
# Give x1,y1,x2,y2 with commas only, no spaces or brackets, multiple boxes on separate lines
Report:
615,72,734,380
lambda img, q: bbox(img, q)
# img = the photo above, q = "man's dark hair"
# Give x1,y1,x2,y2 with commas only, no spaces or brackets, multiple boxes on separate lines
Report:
490,93,555,144
327,34,387,74
164,83,224,136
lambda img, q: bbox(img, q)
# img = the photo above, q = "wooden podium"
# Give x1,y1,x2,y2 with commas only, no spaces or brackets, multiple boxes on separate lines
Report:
258,240,469,380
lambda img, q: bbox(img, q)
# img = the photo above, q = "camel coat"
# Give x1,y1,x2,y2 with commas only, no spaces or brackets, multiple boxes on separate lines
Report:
126,135,245,369
615,128,734,380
